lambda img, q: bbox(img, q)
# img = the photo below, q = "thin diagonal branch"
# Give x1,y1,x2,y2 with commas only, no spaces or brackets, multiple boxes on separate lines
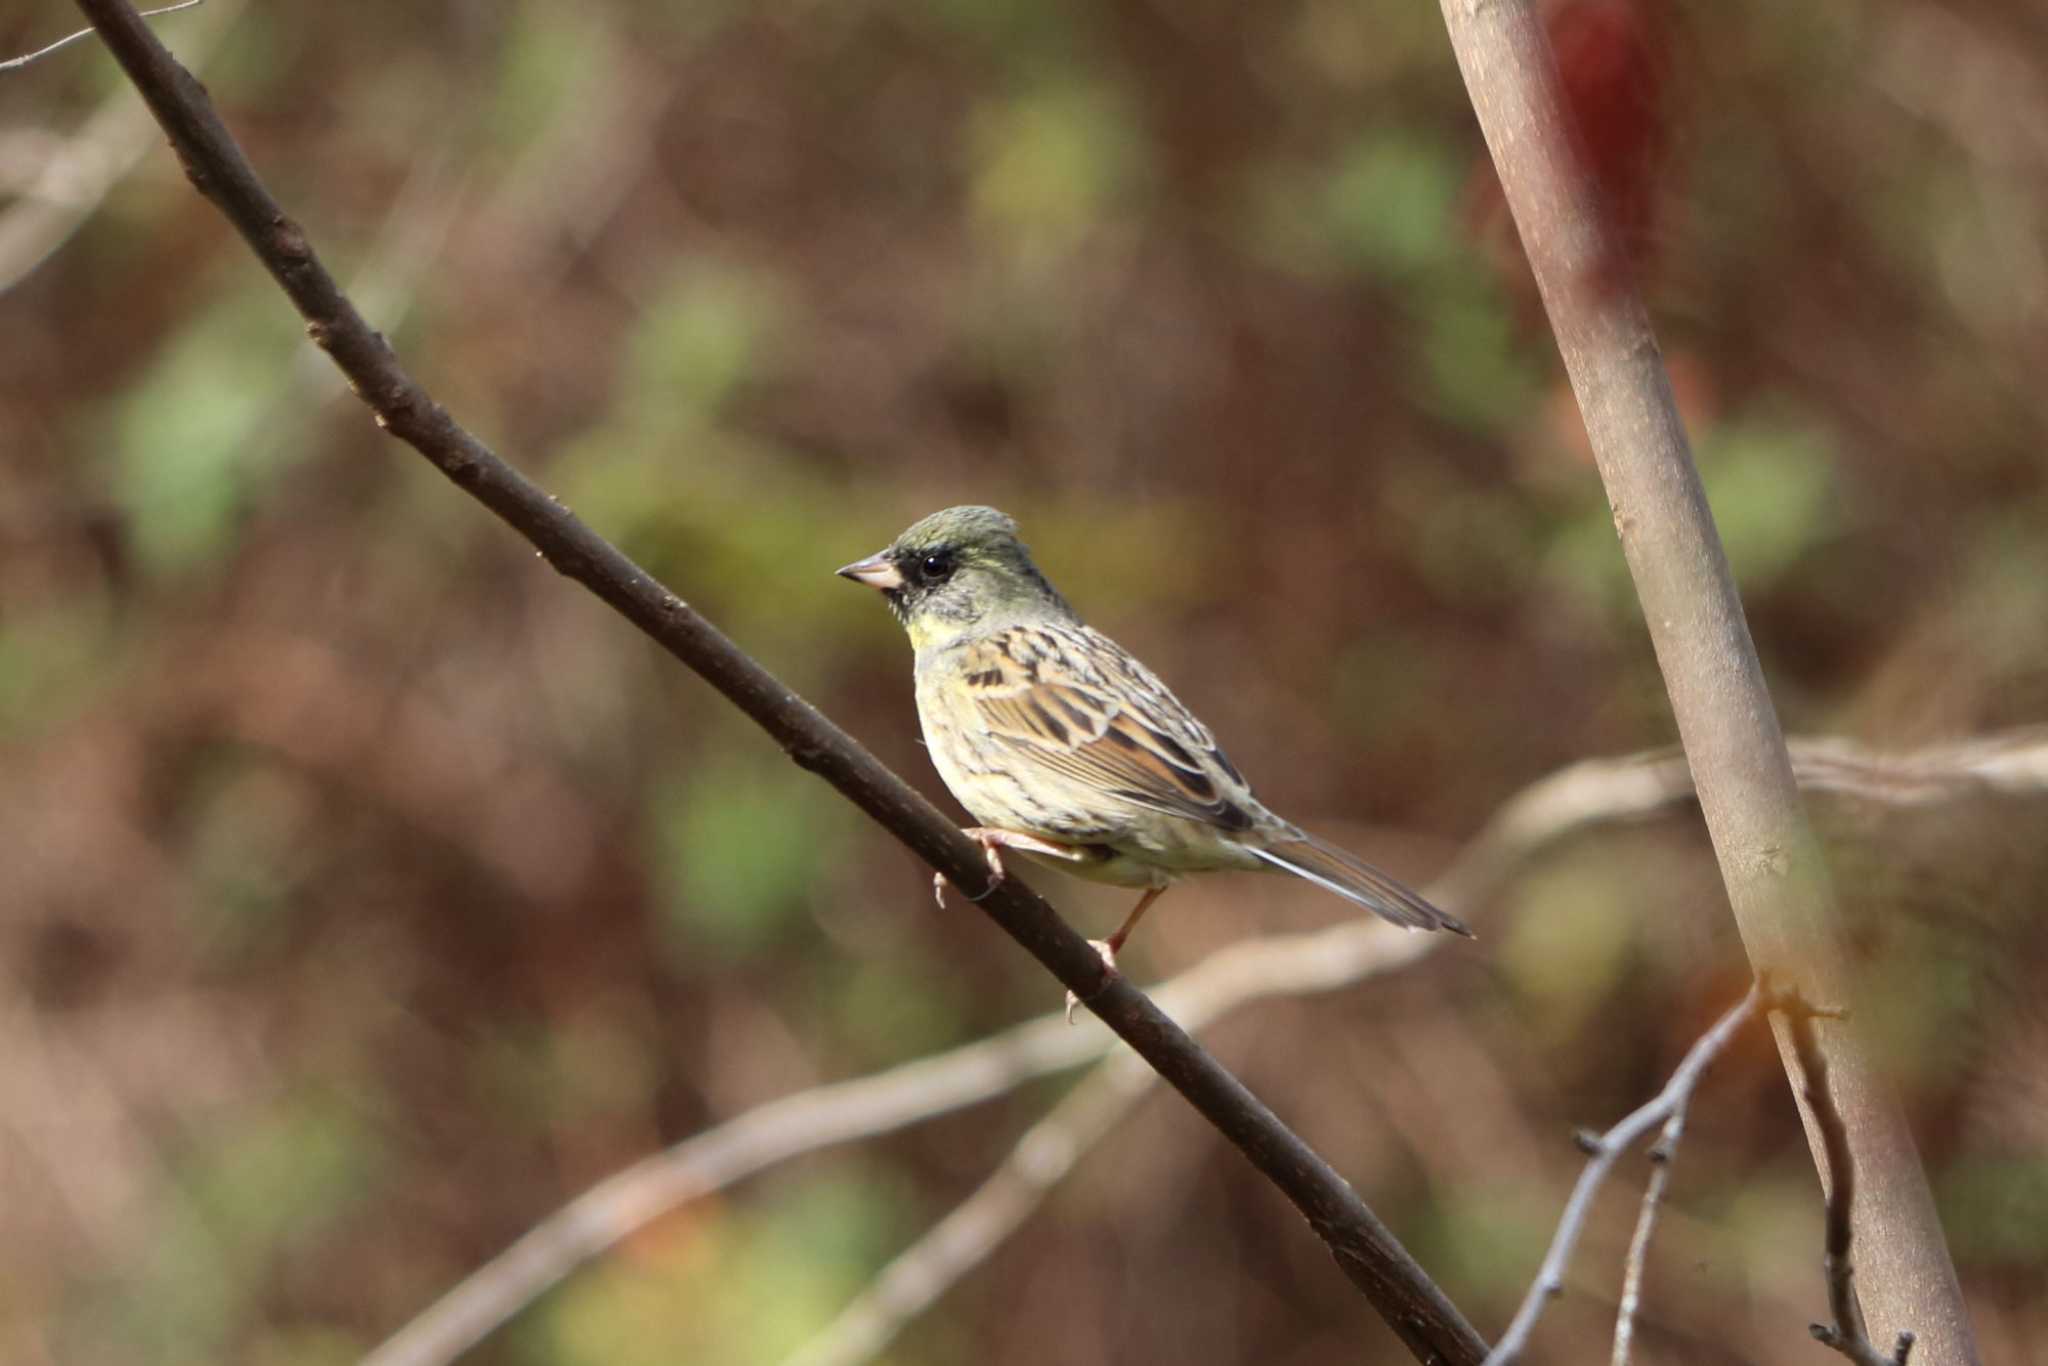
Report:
69,2,1484,1360
1482,983,1762,1366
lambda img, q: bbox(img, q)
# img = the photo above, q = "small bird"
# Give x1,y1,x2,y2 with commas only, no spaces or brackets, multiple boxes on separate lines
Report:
838,506,1468,1005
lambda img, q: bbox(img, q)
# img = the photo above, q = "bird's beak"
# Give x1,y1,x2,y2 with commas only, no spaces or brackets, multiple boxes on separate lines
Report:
836,551,904,591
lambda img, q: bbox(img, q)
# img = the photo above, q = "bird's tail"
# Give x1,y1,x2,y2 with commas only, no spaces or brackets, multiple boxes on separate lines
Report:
1248,834,1472,936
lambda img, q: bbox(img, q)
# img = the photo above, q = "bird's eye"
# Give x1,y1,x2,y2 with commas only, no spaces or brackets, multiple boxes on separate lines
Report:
920,550,955,581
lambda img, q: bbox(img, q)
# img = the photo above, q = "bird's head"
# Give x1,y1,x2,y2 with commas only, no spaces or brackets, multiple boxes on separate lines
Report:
837,505,1072,648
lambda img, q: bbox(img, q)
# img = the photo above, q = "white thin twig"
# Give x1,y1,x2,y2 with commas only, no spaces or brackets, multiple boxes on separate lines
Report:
1483,983,1763,1366
1610,1111,1682,1365
0,0,202,71
1,0,243,294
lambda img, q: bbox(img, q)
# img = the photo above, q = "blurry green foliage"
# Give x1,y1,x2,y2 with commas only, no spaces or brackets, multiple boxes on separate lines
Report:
489,2,612,156
1419,1185,1558,1303
1544,406,1839,620
185,757,322,965
822,953,978,1065
1940,1156,2048,1264
535,1171,907,1366
1284,0,1447,85
1704,1162,1826,1292
1020,500,1206,619
1245,130,1544,432
1416,286,1546,432
1498,854,1639,1044
652,751,858,966
1855,915,1988,1093
1694,414,1839,585
925,0,1081,63
0,594,118,738
1329,627,1456,748
621,262,788,432
481,1003,662,1135
1381,461,1544,610
968,82,1145,270
1958,511,2048,675
10,0,2048,1359
77,1093,380,1365
1323,131,1462,280
105,281,308,577
245,1325,363,1366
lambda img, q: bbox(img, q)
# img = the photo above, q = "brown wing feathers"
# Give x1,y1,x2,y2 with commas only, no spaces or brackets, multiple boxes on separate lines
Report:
961,627,1252,830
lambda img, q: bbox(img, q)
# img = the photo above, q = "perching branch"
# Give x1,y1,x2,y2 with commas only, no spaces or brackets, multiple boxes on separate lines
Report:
1482,983,1763,1366
68,2,1483,1360
1434,1,1976,1359
364,726,2048,1366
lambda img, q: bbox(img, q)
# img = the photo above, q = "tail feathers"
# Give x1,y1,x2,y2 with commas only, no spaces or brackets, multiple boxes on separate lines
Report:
1249,835,1472,936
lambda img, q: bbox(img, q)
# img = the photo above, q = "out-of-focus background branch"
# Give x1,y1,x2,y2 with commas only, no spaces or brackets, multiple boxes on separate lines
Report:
368,729,2048,1366
5,2,2047,1364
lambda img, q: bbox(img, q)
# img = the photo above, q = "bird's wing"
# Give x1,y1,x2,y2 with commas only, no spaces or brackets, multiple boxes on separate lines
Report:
957,623,1257,832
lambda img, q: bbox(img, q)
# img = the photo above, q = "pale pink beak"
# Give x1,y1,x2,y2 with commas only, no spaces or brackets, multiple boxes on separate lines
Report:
836,551,904,590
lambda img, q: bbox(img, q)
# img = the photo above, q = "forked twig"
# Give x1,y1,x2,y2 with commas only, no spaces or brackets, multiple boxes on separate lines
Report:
1484,983,1763,1366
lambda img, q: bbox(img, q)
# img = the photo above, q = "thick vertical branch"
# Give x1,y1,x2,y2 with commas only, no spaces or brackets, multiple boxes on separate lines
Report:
1432,3,1976,1362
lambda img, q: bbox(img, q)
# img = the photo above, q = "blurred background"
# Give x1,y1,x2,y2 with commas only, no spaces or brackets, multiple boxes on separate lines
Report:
4,0,2046,1362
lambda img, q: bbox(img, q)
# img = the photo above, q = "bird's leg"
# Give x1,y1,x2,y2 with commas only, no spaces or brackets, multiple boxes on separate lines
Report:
1067,885,1167,1024
1101,885,1166,961
930,826,1093,908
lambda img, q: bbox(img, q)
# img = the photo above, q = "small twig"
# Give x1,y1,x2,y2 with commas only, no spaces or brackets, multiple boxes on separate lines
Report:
1609,1111,1682,1366
1784,1005,1919,1366
1483,982,1763,1366
0,0,201,71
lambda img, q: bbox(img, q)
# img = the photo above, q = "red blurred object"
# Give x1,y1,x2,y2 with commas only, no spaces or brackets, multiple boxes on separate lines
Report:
1550,0,1671,271
1469,0,1675,292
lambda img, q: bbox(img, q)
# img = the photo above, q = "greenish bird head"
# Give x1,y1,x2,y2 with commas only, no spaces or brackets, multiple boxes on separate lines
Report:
837,505,1073,649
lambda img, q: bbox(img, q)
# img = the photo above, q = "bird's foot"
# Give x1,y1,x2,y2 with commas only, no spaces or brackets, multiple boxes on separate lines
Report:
1066,937,1121,1025
934,826,1089,908
932,832,1012,908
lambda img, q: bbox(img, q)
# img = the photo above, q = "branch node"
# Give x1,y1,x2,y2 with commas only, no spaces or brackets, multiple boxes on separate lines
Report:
270,214,311,263
1571,1127,1603,1155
